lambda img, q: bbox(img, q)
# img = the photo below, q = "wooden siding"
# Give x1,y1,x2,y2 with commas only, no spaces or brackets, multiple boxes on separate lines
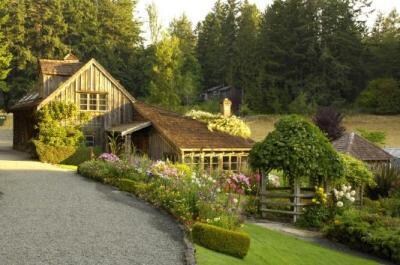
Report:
41,74,69,97
13,109,36,151
148,129,180,161
47,63,134,148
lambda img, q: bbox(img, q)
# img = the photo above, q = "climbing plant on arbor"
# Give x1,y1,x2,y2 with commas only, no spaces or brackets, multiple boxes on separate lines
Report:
249,115,343,185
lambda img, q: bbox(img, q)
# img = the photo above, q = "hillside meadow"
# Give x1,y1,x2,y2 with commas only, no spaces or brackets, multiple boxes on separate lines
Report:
244,114,400,147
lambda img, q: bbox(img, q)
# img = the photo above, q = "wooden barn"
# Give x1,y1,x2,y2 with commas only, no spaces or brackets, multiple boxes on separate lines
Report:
11,54,253,172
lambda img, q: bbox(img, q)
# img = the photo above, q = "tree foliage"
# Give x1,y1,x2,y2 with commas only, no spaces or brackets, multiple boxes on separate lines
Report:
249,115,343,184
1,0,142,110
35,102,88,147
313,106,345,141
0,0,12,94
357,78,400,114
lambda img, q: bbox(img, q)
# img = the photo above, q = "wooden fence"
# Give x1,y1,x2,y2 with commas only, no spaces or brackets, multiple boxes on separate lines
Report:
260,178,315,222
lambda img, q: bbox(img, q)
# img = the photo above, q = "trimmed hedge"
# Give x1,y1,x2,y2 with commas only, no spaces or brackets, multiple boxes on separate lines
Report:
34,140,100,165
192,223,250,258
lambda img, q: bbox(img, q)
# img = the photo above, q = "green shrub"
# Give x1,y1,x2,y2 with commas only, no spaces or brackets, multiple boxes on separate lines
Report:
192,223,250,258
339,153,375,187
367,163,400,199
78,160,115,182
325,209,400,263
34,141,100,165
117,178,137,193
357,78,400,114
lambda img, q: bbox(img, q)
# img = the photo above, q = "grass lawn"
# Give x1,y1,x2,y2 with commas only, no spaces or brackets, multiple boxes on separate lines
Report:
245,114,400,147
195,224,378,265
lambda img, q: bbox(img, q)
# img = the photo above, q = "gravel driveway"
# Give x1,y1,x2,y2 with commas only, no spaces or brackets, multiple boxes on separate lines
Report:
0,143,186,265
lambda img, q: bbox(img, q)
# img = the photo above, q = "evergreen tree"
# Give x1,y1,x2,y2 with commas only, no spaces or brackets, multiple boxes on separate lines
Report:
317,0,366,105
169,14,201,104
365,10,400,80
148,36,184,108
257,0,320,113
234,0,261,108
197,0,225,88
25,0,68,59
0,0,12,98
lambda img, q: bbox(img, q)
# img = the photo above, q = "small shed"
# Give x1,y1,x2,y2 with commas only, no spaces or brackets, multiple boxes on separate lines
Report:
333,132,393,164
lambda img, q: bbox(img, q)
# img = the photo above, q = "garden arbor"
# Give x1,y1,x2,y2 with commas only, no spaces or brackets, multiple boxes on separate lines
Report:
250,115,344,222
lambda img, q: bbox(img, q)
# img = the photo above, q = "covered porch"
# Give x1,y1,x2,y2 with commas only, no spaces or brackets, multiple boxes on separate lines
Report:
106,121,152,155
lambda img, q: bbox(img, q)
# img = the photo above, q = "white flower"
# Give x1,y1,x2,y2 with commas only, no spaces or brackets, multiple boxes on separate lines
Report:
350,190,356,196
345,192,351,199
338,191,344,198
341,185,346,191
347,185,352,191
213,217,221,222
337,201,344,208
206,219,211,223
349,197,355,203
216,188,221,193
233,198,239,204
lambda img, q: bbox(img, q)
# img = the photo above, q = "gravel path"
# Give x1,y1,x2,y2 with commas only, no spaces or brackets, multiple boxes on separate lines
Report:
0,144,186,265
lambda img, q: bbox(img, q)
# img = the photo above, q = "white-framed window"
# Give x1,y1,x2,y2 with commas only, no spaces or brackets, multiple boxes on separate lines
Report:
79,93,107,111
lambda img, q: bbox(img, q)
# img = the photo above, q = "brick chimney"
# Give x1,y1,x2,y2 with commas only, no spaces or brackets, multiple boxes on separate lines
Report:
220,98,232,117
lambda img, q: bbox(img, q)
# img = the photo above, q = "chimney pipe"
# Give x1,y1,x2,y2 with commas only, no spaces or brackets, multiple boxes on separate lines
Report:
220,98,232,117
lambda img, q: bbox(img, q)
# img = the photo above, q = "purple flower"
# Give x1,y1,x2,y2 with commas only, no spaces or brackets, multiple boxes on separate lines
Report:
98,153,120,162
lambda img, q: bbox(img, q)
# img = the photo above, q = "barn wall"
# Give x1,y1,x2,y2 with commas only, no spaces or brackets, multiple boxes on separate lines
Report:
48,63,134,148
13,109,36,151
148,129,180,161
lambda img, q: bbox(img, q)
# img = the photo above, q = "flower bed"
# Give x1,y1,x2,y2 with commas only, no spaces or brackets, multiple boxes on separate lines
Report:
78,153,253,258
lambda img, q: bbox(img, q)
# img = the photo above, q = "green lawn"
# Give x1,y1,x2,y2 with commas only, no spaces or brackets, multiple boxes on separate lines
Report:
196,224,378,265
57,164,78,171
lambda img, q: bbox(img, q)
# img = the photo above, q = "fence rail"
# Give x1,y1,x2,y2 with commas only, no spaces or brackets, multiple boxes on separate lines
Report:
260,181,315,222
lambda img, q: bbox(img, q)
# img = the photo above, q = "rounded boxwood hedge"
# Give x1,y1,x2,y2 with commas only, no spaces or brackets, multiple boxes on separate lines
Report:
192,222,250,258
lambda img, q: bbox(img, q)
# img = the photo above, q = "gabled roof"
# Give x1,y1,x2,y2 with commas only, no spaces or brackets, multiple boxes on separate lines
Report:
333,132,393,162
37,58,135,109
133,101,253,151
39,59,83,76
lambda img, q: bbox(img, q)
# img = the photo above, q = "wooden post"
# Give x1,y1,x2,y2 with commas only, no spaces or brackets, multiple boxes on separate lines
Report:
261,171,266,219
293,178,300,223
124,134,131,156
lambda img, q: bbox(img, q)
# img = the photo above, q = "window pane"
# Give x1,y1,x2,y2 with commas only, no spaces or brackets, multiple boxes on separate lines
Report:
89,94,97,110
79,94,88,110
223,156,230,170
85,135,95,146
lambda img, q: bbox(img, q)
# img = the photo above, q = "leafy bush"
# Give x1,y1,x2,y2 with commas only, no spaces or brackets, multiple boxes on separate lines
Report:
357,78,400,114
36,101,88,147
34,141,100,165
192,223,250,258
185,110,251,138
117,178,137,193
249,115,343,184
298,188,330,228
312,106,345,141
325,209,400,263
339,153,375,187
367,163,400,199
357,128,386,146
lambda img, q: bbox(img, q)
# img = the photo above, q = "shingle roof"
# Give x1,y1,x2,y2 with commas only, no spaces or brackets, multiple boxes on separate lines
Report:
10,91,42,110
333,132,392,161
39,59,83,76
133,101,253,150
